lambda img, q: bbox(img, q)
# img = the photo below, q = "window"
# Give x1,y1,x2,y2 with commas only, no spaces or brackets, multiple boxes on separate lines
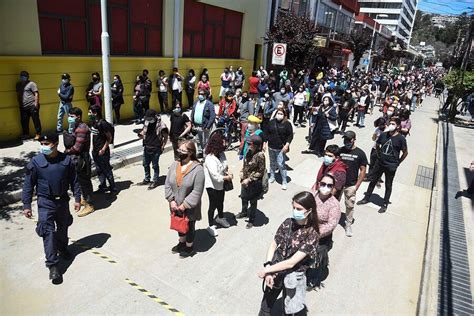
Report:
183,0,243,58
360,2,402,9
368,13,400,20
317,3,336,29
37,0,163,56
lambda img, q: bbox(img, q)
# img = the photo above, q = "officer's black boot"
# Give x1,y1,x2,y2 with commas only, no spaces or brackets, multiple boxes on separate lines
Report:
49,265,61,280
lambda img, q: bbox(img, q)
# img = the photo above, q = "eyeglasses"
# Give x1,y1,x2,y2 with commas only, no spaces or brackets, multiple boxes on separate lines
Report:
320,182,334,189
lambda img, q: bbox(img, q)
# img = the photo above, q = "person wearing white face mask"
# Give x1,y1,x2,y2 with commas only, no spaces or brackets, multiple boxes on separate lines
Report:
264,109,293,190
311,145,347,200
357,117,408,213
307,174,341,290
56,73,74,133
257,191,319,315
239,115,263,160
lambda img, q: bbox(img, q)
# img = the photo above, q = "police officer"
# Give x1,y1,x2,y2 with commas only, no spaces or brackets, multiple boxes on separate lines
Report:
22,133,81,281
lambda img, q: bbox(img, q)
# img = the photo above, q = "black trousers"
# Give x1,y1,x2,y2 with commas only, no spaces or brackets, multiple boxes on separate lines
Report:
178,220,196,243
293,105,304,125
20,106,41,135
92,150,115,189
76,153,94,205
142,95,150,112
158,92,169,113
171,90,182,108
241,198,258,223
338,112,349,133
185,90,194,109
367,148,378,181
206,188,225,226
112,101,121,123
365,161,397,204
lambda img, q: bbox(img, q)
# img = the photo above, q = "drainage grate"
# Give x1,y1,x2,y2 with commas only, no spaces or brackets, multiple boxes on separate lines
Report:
415,165,434,189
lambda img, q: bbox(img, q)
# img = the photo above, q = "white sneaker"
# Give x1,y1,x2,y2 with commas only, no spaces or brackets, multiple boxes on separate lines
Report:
215,217,230,228
206,226,218,237
282,183,287,190
345,224,353,237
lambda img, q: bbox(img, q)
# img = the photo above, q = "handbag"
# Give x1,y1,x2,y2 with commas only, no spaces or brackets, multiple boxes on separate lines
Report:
170,210,189,234
223,179,234,191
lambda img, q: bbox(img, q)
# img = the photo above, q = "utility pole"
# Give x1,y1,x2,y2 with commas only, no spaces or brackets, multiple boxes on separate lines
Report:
100,0,113,141
460,18,473,86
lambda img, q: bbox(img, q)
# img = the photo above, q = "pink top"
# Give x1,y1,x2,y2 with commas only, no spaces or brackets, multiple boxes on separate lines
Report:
313,193,341,238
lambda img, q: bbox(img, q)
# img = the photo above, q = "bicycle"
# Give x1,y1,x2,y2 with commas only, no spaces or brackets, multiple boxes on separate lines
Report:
210,116,241,151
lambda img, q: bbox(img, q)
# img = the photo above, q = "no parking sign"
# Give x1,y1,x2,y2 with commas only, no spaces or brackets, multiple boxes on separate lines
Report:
272,43,287,66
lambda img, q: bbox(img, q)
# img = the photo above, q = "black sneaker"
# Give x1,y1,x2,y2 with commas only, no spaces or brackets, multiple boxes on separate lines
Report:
109,186,119,193
137,180,151,186
235,212,247,219
179,246,195,258
95,186,108,193
49,265,61,280
171,242,185,254
356,198,369,205
246,222,254,229
148,182,159,190
378,204,388,213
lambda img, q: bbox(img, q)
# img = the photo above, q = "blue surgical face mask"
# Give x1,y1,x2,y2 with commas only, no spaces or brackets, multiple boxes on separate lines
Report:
293,208,307,221
20,76,28,82
62,79,69,84
323,155,334,166
343,141,353,149
68,116,76,133
198,95,205,101
40,145,54,156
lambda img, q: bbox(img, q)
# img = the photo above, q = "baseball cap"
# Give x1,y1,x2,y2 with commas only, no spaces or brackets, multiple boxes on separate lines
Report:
342,131,356,140
37,133,59,143
61,73,70,80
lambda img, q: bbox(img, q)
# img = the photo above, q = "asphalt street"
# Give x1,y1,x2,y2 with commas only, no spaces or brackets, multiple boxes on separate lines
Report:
1,97,442,314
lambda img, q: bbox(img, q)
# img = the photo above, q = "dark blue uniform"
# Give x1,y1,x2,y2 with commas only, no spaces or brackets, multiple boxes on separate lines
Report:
22,152,81,267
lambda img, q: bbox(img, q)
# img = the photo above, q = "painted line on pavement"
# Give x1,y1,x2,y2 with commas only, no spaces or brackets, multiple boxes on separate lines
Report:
70,239,118,264
124,278,184,315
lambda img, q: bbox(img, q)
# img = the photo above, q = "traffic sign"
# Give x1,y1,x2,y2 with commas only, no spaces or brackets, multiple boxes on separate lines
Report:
272,43,287,66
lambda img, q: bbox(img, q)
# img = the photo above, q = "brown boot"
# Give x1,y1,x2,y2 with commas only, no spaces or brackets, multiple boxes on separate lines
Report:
34,133,41,141
80,198,86,206
77,203,95,217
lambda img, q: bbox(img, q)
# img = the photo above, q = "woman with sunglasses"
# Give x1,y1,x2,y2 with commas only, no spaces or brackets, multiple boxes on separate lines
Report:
307,174,341,290
257,191,319,315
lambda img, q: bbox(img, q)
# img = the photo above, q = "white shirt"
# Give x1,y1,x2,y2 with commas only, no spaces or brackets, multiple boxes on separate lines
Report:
204,153,228,190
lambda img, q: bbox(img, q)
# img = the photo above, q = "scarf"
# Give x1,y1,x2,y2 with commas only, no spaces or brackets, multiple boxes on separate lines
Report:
176,161,194,187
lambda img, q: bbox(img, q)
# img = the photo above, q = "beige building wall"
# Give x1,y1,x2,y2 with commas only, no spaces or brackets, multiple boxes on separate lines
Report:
0,0,42,55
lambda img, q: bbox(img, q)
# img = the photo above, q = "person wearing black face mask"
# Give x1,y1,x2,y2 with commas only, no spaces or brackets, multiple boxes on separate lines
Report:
56,73,74,133
138,109,169,190
170,103,192,158
86,72,103,107
339,131,368,237
16,70,41,140
111,75,124,124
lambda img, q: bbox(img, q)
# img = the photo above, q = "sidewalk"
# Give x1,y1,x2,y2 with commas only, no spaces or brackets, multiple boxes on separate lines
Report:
418,107,474,315
0,111,183,206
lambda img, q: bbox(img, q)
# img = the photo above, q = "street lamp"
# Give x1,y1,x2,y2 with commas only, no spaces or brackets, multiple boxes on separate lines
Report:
366,13,388,73
325,11,335,40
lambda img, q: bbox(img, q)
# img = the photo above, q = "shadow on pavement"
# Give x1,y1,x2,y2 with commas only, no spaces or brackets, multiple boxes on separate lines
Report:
367,193,385,207
193,229,216,253
0,138,24,149
58,233,112,280
0,204,23,221
269,298,308,316
0,151,36,195
93,180,133,211
253,209,269,227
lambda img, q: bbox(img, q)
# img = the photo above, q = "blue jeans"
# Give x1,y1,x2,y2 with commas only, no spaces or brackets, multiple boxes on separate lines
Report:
143,148,161,182
268,148,287,184
357,110,365,127
57,101,71,132
411,96,417,112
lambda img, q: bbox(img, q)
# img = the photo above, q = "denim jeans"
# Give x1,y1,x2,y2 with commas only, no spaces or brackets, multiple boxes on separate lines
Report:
57,101,71,132
143,148,161,182
268,148,287,184
411,96,417,112
92,150,115,189
357,110,365,126
194,127,211,155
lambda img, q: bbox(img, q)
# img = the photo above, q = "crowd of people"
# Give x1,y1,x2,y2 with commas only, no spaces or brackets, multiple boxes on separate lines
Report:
20,64,446,313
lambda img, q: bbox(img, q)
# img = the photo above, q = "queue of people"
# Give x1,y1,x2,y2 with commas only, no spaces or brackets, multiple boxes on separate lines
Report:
22,64,438,315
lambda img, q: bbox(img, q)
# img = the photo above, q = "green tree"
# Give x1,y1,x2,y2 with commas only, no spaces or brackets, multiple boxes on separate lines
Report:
345,25,373,69
265,11,320,70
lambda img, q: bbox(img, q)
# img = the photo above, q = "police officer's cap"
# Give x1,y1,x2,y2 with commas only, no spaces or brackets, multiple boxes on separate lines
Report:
37,133,59,143
61,73,71,80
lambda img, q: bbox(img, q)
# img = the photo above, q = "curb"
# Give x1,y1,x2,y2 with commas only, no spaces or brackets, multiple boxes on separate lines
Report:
0,144,173,207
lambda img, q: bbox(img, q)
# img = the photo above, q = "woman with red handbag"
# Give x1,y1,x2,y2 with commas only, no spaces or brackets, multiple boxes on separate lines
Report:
165,140,205,258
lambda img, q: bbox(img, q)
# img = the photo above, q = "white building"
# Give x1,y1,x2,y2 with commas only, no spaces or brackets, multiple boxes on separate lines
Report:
358,0,418,44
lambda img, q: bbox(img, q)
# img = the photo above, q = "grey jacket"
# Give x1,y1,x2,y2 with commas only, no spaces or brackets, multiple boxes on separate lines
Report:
165,161,205,221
